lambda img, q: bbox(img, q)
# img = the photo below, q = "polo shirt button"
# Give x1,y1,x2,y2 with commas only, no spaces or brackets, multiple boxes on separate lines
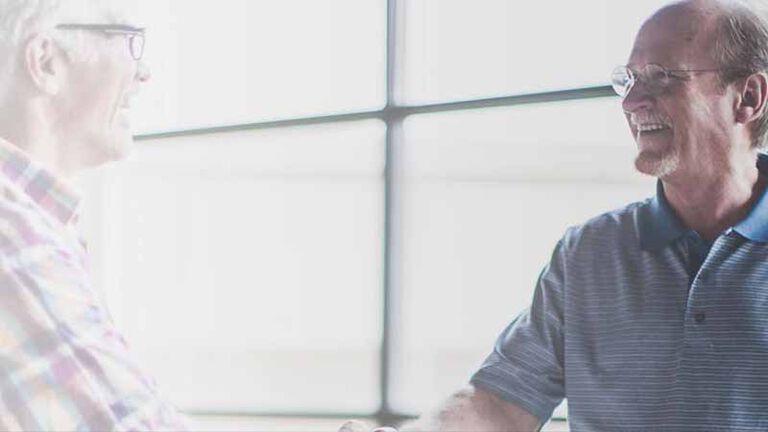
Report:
694,312,706,324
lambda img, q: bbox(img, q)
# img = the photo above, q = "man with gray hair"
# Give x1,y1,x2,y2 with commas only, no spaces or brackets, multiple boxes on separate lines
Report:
345,0,768,431
0,0,188,429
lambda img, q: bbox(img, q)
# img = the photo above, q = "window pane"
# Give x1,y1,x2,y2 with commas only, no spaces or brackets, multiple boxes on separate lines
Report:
133,0,386,133
78,121,385,413
398,0,669,104
390,99,655,413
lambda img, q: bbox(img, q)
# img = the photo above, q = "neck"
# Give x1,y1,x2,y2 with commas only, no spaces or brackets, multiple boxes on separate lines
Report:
0,98,81,179
663,152,764,241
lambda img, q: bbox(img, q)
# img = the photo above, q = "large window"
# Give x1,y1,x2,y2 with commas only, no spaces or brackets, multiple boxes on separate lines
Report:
77,0,665,428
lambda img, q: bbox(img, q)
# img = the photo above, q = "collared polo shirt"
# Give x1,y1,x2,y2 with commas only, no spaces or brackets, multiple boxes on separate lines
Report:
0,139,189,431
471,154,768,431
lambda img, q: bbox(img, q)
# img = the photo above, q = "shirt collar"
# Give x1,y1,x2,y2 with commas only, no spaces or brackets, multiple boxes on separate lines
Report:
639,153,768,251
639,180,689,252
733,153,768,242
0,138,81,226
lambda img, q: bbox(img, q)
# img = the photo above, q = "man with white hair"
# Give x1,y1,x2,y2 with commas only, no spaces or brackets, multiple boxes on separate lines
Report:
344,0,768,431
0,0,188,429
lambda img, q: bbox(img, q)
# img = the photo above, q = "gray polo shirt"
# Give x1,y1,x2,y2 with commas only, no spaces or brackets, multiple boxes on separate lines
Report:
471,154,768,431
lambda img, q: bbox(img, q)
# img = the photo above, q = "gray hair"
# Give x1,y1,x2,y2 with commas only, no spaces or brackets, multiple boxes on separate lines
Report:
713,1,768,148
0,0,76,48
0,0,100,79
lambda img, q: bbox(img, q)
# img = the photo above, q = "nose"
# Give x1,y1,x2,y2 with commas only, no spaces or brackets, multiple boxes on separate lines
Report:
135,60,151,83
621,80,653,114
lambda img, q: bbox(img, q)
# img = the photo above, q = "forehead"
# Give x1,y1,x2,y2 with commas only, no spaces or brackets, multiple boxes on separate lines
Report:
628,3,720,67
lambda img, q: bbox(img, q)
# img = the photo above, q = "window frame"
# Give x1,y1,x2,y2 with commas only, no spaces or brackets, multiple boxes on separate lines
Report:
132,0,615,426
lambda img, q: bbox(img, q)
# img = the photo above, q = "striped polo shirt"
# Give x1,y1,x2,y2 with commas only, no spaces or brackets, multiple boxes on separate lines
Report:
471,154,768,431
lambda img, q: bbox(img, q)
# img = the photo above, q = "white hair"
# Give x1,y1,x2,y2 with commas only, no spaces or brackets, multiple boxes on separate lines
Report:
0,0,113,79
0,0,84,47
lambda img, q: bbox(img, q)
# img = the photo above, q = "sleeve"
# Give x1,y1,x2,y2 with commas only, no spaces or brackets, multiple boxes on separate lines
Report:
0,244,191,431
470,237,567,424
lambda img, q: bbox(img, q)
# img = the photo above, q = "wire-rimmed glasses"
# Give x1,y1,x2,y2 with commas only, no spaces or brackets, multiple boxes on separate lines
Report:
611,63,736,98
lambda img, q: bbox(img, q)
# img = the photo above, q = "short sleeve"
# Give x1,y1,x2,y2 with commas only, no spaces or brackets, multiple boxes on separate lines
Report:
470,238,567,423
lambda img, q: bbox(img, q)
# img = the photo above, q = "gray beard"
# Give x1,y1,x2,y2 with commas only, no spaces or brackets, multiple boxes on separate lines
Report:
634,148,680,178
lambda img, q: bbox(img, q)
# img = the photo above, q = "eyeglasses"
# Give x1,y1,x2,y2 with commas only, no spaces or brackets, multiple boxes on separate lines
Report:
611,63,737,98
55,23,146,61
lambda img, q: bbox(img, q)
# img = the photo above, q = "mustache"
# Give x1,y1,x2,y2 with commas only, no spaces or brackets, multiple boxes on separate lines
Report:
628,113,672,127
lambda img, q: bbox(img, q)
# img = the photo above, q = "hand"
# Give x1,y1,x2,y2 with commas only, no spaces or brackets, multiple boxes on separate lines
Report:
338,420,399,432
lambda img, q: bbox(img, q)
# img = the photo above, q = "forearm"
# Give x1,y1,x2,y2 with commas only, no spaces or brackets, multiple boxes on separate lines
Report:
401,386,540,432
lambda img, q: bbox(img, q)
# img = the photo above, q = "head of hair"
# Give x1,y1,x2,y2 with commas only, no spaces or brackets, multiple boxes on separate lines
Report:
707,1,768,148
0,0,110,85
0,0,60,47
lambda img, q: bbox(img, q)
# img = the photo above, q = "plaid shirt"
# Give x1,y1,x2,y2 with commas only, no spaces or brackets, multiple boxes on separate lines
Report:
0,139,190,431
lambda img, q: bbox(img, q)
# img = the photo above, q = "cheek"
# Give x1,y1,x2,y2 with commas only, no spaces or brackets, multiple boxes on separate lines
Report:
101,77,133,122
667,98,708,130
694,100,731,134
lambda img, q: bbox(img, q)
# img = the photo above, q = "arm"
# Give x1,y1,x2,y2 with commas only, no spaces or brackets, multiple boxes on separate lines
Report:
402,385,540,432
340,238,571,432
340,386,539,432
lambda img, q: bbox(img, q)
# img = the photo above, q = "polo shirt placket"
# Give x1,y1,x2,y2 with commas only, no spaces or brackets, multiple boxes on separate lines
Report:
681,233,724,354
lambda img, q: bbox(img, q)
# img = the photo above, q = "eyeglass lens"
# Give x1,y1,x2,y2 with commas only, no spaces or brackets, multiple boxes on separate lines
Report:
129,34,145,60
611,66,633,97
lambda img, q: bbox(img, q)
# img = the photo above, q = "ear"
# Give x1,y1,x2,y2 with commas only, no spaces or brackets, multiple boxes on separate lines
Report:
735,72,768,125
24,33,65,96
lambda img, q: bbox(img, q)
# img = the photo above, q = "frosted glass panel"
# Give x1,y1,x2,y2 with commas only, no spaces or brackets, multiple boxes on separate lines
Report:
391,99,655,413
79,121,385,412
401,98,649,182
133,0,385,133
398,0,669,104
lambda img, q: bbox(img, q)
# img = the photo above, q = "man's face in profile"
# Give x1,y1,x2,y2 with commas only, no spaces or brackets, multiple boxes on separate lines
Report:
55,0,151,163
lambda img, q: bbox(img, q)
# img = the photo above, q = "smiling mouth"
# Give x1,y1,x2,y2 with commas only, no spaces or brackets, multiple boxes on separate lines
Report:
635,123,672,136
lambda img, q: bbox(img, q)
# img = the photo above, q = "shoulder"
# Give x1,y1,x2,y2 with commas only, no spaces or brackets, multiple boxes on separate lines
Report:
0,181,91,305
559,198,651,256
0,179,69,260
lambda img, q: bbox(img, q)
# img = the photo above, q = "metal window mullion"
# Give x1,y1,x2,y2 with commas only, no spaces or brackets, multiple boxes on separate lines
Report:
134,87,615,142
377,0,400,425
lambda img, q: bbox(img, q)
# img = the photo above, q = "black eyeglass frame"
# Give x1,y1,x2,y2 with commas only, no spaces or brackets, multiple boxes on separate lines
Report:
611,63,747,98
55,23,146,61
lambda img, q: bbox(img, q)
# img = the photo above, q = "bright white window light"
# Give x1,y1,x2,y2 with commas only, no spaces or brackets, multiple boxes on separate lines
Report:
133,0,386,134
80,121,386,413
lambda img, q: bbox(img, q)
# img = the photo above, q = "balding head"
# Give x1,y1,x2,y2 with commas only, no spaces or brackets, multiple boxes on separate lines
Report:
636,0,739,65
649,0,724,38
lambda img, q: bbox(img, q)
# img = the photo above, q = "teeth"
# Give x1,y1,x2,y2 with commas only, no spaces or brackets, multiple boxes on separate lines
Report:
636,123,669,132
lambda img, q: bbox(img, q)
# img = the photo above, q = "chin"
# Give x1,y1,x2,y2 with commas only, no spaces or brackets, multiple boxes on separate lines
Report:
90,136,134,166
634,150,679,178
111,137,134,160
